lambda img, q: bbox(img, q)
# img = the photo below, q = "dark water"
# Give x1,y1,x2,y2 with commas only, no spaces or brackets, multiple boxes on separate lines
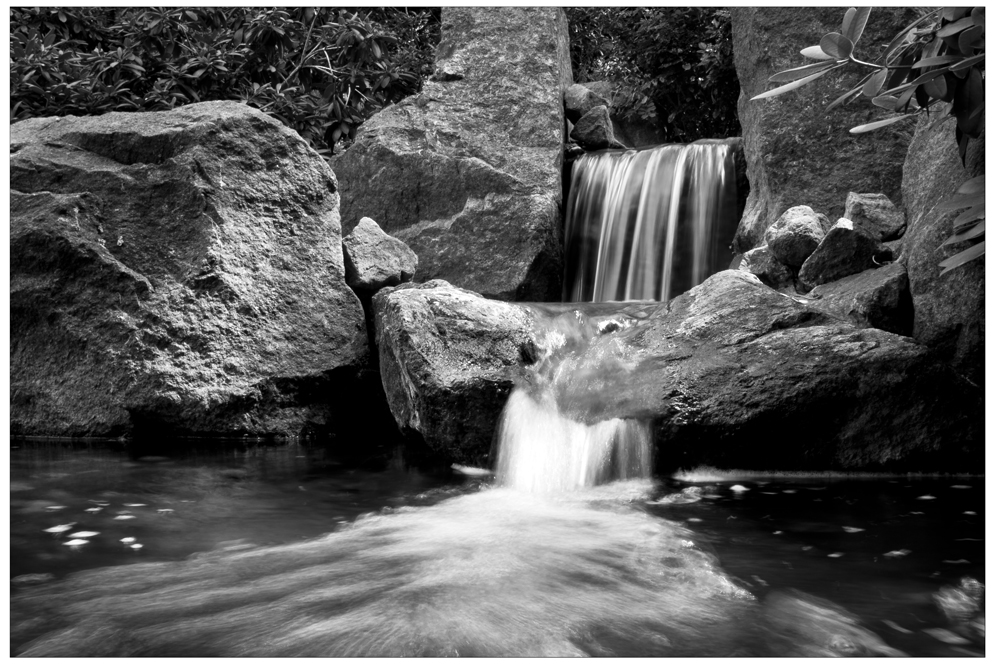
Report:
10,440,985,656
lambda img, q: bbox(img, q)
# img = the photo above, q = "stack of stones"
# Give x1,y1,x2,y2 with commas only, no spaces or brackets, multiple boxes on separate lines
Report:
563,83,627,152
737,193,912,335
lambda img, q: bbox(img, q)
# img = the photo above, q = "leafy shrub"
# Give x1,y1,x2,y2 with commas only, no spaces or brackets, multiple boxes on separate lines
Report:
566,8,740,143
10,7,441,157
752,7,984,273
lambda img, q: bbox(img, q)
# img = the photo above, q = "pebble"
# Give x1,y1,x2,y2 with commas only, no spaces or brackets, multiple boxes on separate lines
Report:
123,503,147,507
68,531,99,538
63,539,89,546
157,508,174,514
884,549,911,558
828,552,844,558
842,526,865,533
963,511,976,515
130,543,144,551
45,505,67,511
114,515,136,520
686,517,703,523
917,495,936,500
773,531,783,535
730,485,749,493
942,559,970,565
782,490,796,494
120,537,136,544
951,485,971,489
43,524,76,534
84,507,102,513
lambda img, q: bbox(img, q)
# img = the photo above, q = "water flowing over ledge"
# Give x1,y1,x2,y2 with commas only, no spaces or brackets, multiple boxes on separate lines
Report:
563,140,741,303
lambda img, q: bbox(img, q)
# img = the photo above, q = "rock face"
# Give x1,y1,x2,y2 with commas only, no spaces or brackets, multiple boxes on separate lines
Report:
343,217,417,292
373,280,539,463
731,7,918,253
578,81,666,148
570,105,617,150
333,8,572,301
564,271,980,471
798,220,891,290
844,192,905,242
900,115,985,387
764,205,829,267
372,271,979,471
564,83,609,123
807,263,913,336
10,101,368,437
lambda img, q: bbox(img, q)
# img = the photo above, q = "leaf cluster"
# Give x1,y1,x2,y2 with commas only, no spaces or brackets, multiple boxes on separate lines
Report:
10,7,441,156
566,8,739,143
753,7,985,273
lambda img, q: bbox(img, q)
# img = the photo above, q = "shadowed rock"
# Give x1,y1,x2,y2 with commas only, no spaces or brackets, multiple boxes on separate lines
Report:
564,83,609,123
737,245,794,291
343,217,418,292
570,106,619,151
10,101,368,437
807,263,913,336
844,192,905,242
333,8,572,301
764,205,830,268
798,220,892,290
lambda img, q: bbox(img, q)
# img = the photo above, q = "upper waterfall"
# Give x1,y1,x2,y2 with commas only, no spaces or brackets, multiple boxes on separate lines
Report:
563,140,741,303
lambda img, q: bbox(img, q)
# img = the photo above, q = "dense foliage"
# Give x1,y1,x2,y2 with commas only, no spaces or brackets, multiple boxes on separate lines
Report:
753,7,985,273
10,7,440,156
566,8,740,143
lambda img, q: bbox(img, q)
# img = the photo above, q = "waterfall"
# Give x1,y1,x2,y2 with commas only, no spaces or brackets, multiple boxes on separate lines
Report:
563,140,741,303
496,140,740,493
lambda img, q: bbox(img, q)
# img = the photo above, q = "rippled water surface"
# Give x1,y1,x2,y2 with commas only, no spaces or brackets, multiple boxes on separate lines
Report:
10,440,985,656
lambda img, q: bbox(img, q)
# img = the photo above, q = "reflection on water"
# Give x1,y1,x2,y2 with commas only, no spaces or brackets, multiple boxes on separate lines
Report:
9,442,986,657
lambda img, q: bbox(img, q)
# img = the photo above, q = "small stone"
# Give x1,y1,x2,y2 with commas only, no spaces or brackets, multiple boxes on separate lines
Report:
764,205,831,267
730,484,750,492
342,217,418,292
737,244,795,290
570,105,616,151
844,192,905,241
113,515,136,520
120,537,136,544
798,219,892,289
564,83,610,123
842,526,864,533
68,531,99,538
63,539,89,546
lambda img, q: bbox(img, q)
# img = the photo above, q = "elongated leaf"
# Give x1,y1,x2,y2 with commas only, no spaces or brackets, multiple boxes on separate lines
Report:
939,240,984,275
768,59,839,83
957,175,985,195
950,53,985,71
843,7,871,45
827,77,868,112
953,204,985,227
841,8,857,37
801,45,834,60
958,25,984,53
883,11,939,63
872,94,900,110
751,65,842,100
971,7,985,26
937,16,976,38
821,32,854,59
938,192,985,209
913,55,963,68
881,67,951,97
863,68,888,97
944,220,984,245
850,114,915,133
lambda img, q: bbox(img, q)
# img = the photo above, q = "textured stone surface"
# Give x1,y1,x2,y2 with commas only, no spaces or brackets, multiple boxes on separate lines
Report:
798,220,892,290
737,245,794,291
731,7,917,253
372,271,979,471
901,114,985,387
564,83,609,123
560,270,981,471
843,192,906,241
343,217,417,292
764,205,830,267
373,280,539,463
570,105,617,150
333,7,571,301
807,263,913,335
577,81,665,148
10,101,368,437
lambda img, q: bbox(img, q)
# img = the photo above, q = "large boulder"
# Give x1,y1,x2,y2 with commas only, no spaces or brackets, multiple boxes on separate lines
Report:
332,8,572,301
900,114,985,388
807,263,913,336
731,8,918,253
10,101,368,438
559,271,980,471
373,272,979,471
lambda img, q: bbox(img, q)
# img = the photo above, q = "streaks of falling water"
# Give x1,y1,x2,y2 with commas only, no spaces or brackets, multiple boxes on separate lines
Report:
563,140,740,303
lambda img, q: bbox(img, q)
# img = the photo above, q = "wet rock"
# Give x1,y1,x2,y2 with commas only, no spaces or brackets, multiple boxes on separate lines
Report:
342,217,418,292
737,245,794,290
807,263,913,336
570,105,619,151
798,219,892,290
333,8,571,301
844,192,905,242
564,83,609,124
557,270,982,471
730,8,917,253
10,101,368,437
763,205,830,267
901,114,985,388
578,81,665,148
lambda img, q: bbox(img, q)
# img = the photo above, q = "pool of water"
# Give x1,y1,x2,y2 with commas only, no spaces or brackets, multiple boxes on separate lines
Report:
10,440,985,656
